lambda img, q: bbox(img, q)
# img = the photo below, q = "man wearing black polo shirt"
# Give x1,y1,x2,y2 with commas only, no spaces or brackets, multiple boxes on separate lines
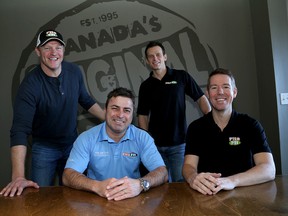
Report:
137,41,211,182
182,68,275,195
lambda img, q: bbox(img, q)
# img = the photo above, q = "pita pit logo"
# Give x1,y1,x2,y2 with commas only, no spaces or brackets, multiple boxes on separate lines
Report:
12,0,218,131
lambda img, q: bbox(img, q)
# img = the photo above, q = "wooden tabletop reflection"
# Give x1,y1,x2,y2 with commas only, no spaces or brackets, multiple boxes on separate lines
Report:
1,176,287,216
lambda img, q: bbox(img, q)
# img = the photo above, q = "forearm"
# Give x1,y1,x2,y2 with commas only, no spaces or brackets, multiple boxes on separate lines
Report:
197,95,211,114
227,163,275,188
182,164,198,185
227,153,275,188
138,115,149,131
11,145,27,180
88,103,105,121
143,166,168,187
63,168,99,194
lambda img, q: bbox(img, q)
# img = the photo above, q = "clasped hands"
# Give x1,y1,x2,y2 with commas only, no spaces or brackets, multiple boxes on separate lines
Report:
190,173,235,195
98,176,142,201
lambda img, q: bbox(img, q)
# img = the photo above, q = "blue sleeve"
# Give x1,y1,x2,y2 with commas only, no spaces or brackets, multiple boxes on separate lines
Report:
75,65,96,110
65,131,91,173
138,130,165,171
10,74,39,146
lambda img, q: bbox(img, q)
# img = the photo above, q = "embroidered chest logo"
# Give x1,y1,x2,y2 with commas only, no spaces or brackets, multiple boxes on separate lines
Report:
95,151,109,156
123,152,138,157
165,81,177,85
229,137,241,146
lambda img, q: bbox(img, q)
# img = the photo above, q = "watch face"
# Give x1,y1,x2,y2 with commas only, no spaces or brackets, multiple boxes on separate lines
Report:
144,180,150,189
140,178,150,191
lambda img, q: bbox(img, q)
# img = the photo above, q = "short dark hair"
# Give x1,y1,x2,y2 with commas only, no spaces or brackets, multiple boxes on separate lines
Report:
105,87,135,109
145,41,166,58
207,68,236,90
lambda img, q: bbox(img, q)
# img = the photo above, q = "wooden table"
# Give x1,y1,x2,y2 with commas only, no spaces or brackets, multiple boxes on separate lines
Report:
1,176,287,216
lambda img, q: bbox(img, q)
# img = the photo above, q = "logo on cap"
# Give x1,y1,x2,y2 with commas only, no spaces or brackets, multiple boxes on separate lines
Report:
46,31,58,38
36,30,65,47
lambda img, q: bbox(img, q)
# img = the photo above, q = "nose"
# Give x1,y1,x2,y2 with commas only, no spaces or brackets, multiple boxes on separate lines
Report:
49,47,58,55
217,87,224,94
150,55,157,61
116,109,124,118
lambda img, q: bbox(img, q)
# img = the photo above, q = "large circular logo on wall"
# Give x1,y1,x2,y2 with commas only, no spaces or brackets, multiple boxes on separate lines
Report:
12,0,218,131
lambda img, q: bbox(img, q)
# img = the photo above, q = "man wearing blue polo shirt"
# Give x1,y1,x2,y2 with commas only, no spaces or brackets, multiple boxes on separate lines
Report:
63,87,168,201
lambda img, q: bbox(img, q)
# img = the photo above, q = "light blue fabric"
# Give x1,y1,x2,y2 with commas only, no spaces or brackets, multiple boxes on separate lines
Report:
65,122,165,180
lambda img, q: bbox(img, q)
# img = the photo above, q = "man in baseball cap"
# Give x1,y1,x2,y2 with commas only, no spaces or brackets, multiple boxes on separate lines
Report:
0,29,105,197
36,30,66,47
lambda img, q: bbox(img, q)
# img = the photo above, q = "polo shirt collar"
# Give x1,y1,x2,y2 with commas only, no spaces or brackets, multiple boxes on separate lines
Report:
149,66,172,79
98,122,132,143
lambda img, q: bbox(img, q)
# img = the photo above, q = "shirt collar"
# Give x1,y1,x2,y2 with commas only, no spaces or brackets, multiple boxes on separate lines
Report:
98,122,132,143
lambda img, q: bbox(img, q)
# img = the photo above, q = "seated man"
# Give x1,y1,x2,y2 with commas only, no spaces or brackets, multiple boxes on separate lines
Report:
182,68,275,195
63,87,168,201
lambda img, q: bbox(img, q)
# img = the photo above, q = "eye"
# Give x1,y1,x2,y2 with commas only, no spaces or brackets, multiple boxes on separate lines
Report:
124,109,131,113
210,86,217,90
110,105,118,111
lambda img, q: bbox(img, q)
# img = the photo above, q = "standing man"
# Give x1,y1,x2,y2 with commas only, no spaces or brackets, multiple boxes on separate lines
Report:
137,41,211,182
182,68,275,195
0,30,105,197
63,87,168,201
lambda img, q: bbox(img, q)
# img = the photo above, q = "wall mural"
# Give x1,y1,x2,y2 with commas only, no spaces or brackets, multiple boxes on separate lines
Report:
12,0,218,132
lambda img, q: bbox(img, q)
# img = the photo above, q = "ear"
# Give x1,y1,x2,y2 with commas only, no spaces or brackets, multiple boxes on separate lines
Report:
163,53,167,61
35,47,40,57
233,87,238,98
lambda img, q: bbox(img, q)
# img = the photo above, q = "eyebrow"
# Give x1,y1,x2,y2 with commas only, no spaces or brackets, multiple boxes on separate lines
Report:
110,105,132,110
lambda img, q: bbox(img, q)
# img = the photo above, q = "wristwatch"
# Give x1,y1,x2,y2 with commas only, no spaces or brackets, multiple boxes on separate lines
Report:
139,178,150,192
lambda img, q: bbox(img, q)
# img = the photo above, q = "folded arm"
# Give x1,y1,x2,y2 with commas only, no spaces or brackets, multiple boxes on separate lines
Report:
183,153,275,195
63,166,168,201
105,166,168,201
219,152,275,189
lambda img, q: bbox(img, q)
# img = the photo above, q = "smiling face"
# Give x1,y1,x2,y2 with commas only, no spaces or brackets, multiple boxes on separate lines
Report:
146,45,167,71
35,40,64,77
105,96,134,141
207,74,237,113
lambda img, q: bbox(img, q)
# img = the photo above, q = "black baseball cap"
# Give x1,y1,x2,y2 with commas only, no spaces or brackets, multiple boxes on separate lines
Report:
36,30,66,47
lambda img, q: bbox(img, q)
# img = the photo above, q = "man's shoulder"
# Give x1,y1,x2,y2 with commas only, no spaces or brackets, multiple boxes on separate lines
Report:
20,65,43,86
233,111,258,124
78,123,103,139
129,124,148,133
62,61,81,73
167,67,187,76
189,113,211,128
139,75,154,90
62,60,78,67
128,124,152,139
